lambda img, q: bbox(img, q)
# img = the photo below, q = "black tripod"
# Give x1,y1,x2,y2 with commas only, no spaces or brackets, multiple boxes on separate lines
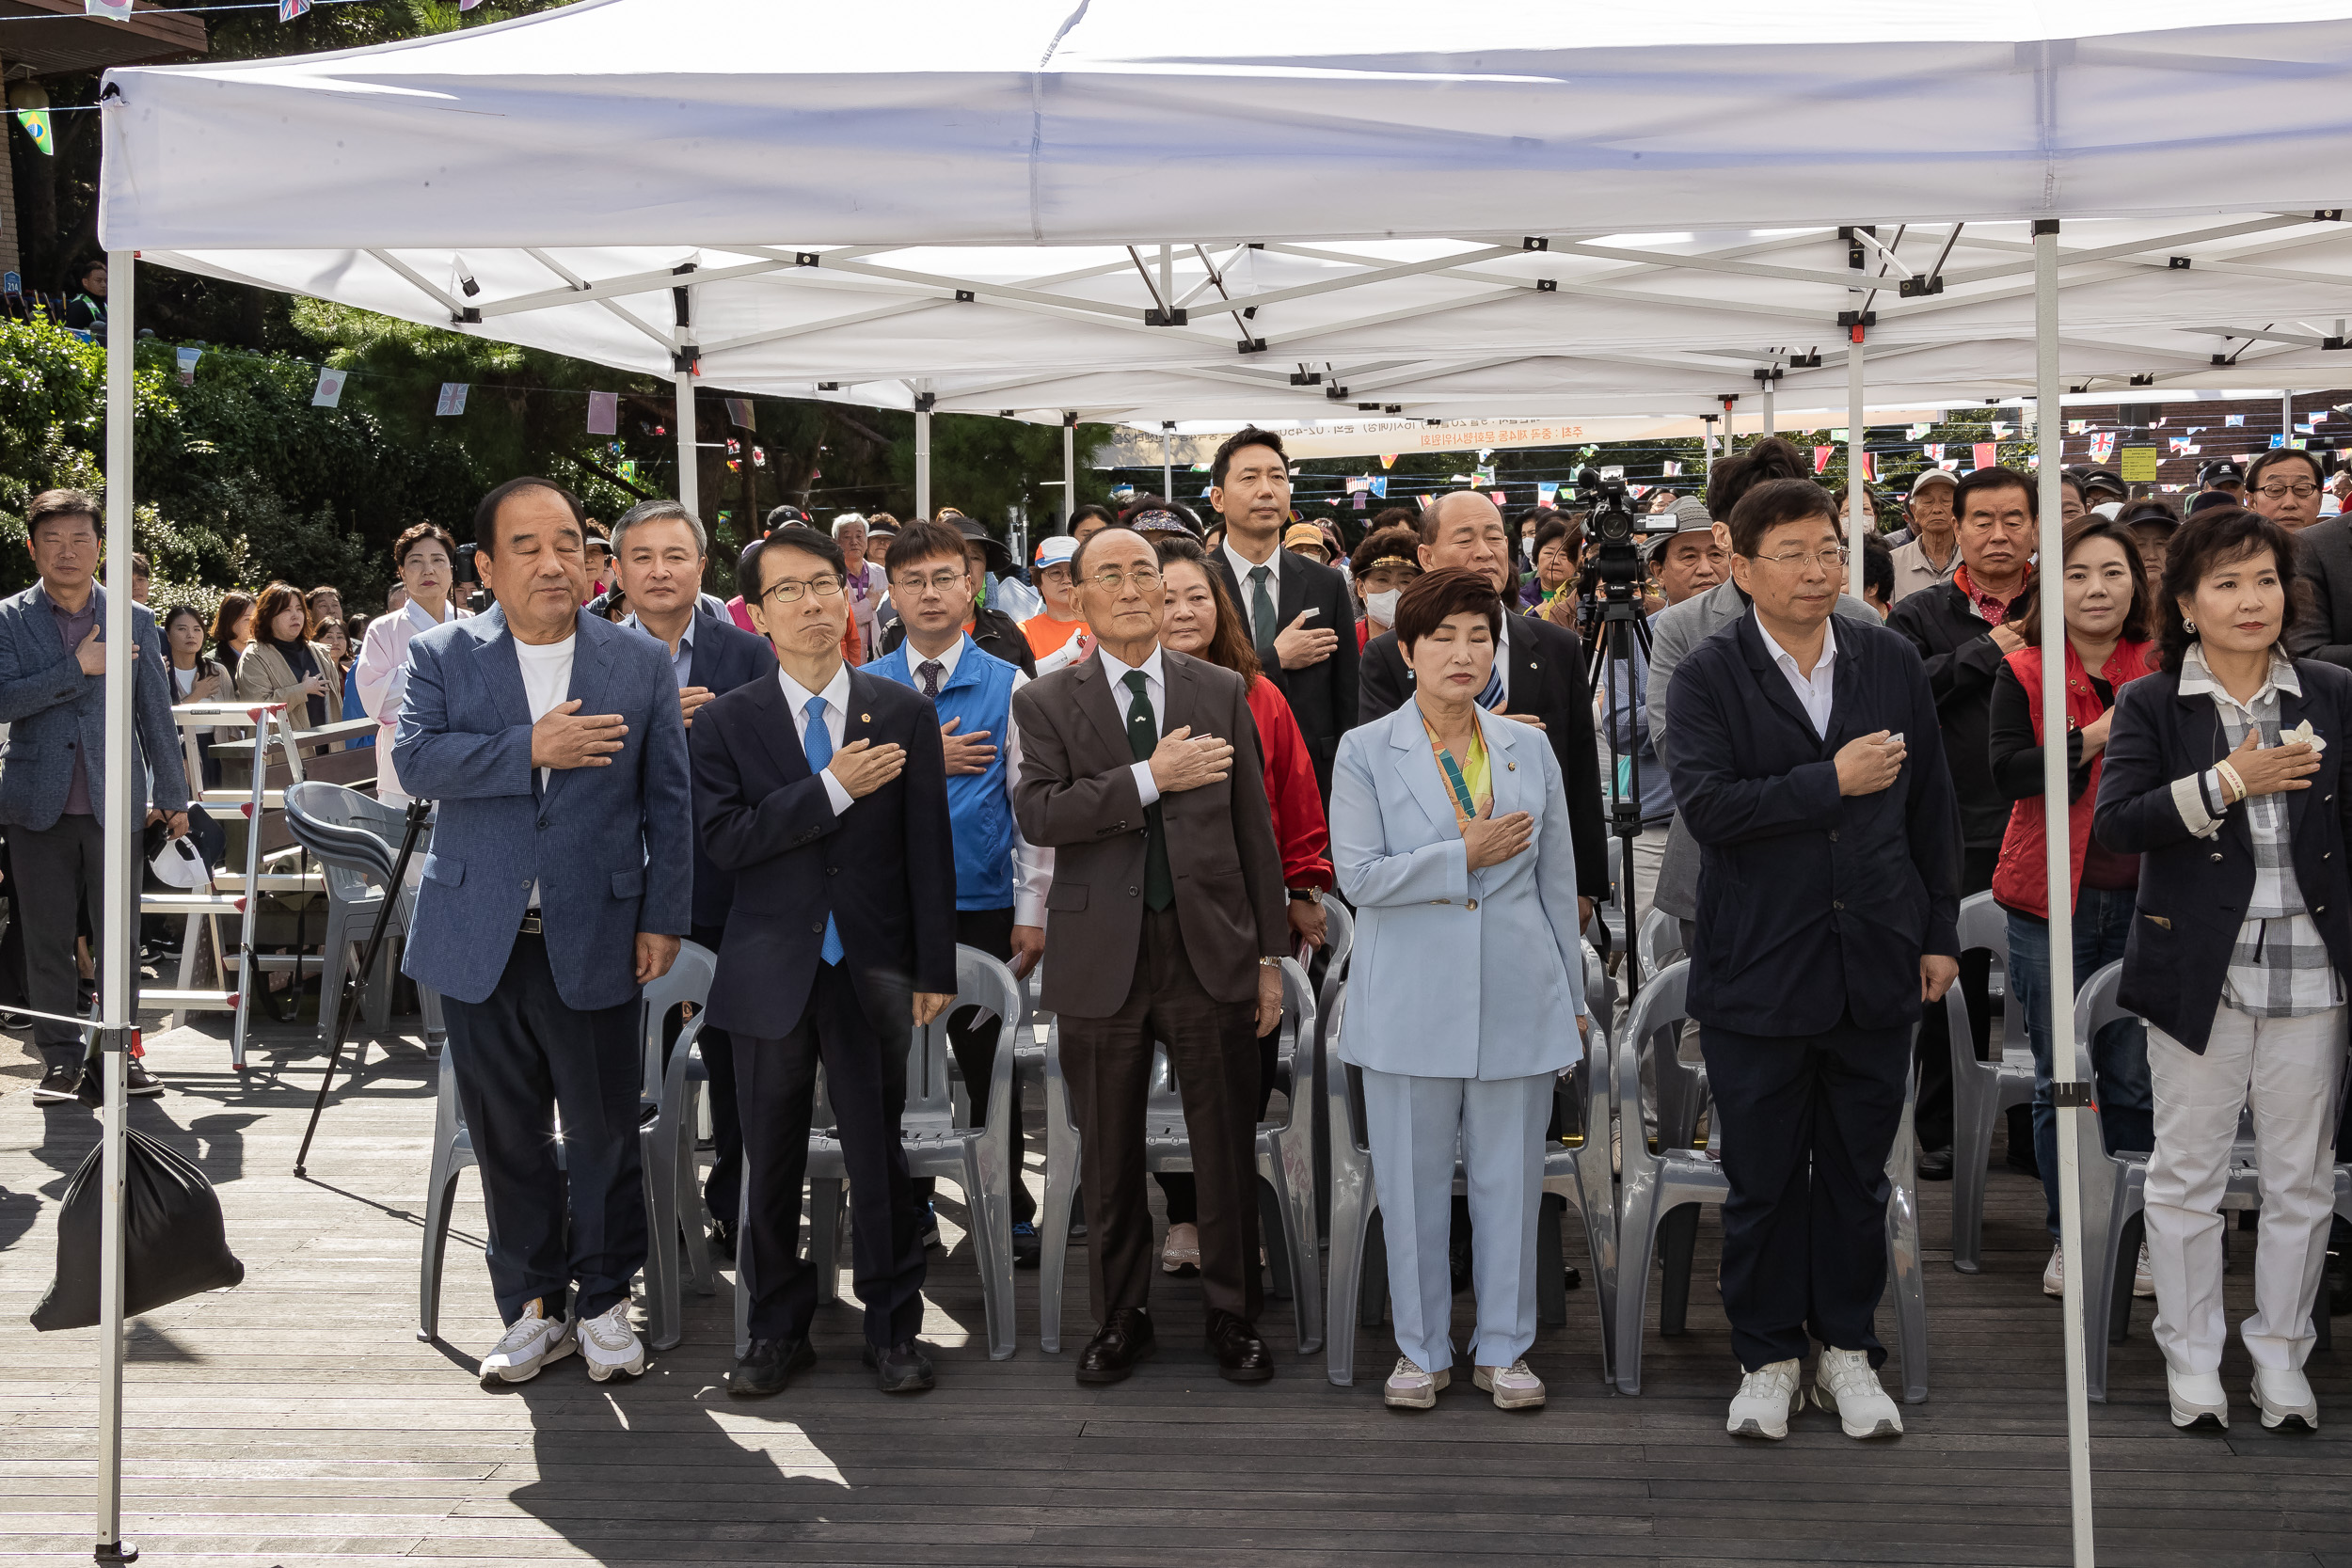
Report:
1584,584,1656,1006
294,798,432,1177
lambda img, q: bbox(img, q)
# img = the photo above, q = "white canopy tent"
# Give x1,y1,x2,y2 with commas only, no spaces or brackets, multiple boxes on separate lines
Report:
87,4,2352,1563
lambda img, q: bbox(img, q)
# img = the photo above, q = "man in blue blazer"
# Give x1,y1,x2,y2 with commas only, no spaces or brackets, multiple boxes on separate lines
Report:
691,524,958,1399
0,488,186,1103
1664,478,1961,1444
610,497,776,1258
395,477,691,1390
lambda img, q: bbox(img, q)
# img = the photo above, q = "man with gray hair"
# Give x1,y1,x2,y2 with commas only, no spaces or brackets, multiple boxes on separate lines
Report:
610,496,776,1258
833,512,890,654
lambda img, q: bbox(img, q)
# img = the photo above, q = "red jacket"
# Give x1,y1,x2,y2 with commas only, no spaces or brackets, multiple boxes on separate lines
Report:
1990,639,2153,919
1248,674,1332,891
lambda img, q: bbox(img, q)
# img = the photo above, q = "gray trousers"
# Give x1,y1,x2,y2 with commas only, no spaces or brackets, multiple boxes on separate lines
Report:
8,814,114,1072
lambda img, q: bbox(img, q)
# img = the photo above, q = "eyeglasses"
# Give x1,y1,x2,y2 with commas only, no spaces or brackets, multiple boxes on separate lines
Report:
2257,482,2320,500
1088,567,1164,594
892,568,968,595
1751,546,1851,571
760,573,845,605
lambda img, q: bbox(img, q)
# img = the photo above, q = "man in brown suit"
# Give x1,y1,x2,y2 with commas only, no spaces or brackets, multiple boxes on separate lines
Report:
1013,526,1289,1386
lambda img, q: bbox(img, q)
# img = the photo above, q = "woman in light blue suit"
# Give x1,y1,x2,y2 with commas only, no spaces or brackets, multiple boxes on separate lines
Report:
1331,567,1588,1412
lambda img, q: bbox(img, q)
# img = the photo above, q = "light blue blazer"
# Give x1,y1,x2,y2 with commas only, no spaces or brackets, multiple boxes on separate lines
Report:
1331,701,1585,1081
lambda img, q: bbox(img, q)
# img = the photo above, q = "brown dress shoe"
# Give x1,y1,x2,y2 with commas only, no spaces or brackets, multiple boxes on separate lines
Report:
1205,1308,1273,1384
1075,1307,1155,1386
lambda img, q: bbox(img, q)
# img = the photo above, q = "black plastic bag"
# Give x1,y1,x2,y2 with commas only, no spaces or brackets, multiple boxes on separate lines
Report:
30,1128,244,1331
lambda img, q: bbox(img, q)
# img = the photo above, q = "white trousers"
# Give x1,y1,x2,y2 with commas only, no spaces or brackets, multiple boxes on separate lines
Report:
1359,1068,1552,1378
2144,1006,2345,1375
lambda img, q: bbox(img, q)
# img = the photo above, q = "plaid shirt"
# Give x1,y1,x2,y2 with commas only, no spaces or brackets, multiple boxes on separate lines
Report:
2170,644,2343,1018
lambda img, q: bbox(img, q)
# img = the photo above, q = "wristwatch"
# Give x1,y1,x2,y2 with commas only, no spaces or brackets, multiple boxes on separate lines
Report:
1287,887,1323,905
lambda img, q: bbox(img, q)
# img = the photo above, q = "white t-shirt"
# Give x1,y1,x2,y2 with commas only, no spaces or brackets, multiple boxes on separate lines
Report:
514,633,577,906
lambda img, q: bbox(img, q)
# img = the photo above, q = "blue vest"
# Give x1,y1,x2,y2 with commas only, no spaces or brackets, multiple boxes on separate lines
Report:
870,635,1018,911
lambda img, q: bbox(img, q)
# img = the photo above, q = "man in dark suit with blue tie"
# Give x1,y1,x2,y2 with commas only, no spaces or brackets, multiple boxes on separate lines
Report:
1663,478,1961,1445
396,477,691,1390
691,524,958,1398
610,497,776,1258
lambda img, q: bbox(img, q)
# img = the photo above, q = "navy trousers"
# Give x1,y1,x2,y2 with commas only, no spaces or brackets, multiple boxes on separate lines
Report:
442,932,644,1325
736,960,927,1349
1702,1009,1911,1371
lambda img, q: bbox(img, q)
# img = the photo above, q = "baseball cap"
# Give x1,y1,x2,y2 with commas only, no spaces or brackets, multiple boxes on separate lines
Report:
2075,466,2127,498
2188,489,2241,515
1034,535,1077,569
2198,458,2247,488
1908,468,1958,498
1283,523,1331,555
1645,496,1716,559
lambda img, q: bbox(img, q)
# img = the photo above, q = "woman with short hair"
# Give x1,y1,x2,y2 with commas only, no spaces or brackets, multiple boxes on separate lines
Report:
2094,505,2352,1432
1330,566,1588,1412
355,522,468,802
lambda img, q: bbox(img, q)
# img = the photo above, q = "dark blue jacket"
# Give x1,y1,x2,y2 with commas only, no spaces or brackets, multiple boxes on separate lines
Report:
1664,611,1963,1036
677,607,777,929
690,665,957,1038
2090,657,2352,1053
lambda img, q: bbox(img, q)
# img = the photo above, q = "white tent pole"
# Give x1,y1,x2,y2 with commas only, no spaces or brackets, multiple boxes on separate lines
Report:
914,394,932,520
2036,217,2097,1568
2283,388,2296,448
1847,330,1867,599
1703,414,1716,465
1162,420,1175,504
1062,416,1077,531
96,245,135,1566
1762,376,1775,437
673,370,698,521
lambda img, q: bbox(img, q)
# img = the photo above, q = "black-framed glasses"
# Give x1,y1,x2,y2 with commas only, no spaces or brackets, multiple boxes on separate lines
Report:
2257,482,2319,500
760,573,846,605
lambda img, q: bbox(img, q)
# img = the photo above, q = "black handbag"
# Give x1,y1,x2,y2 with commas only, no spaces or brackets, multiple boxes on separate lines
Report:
29,1127,244,1331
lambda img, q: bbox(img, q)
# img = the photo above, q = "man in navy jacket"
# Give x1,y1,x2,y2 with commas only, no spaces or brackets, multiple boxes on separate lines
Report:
1664,479,1961,1444
397,478,691,1390
611,497,776,1258
691,524,957,1400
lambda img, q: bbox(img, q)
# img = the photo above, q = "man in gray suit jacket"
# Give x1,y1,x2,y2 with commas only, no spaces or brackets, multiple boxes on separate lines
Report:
0,488,186,1103
1645,537,1878,945
395,478,691,1390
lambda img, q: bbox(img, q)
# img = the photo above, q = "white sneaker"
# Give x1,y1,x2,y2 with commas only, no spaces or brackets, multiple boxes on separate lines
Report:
1383,1355,1448,1409
2133,1241,2154,1299
1813,1347,1903,1438
1726,1358,1803,1440
2251,1366,2318,1431
2167,1366,2229,1429
2042,1244,2065,1298
577,1300,645,1383
478,1297,574,1386
1473,1358,1546,1410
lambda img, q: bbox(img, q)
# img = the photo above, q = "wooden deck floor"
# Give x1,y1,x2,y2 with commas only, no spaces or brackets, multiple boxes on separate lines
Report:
2,1016,2347,1568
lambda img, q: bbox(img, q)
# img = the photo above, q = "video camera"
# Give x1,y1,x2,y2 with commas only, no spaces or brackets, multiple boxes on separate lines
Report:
1574,467,1676,602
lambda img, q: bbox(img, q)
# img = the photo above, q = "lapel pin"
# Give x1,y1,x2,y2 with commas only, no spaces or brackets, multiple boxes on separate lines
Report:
1506,761,1517,771
860,712,871,723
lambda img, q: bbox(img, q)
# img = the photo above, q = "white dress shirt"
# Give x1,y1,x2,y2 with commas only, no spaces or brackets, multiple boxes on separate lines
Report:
908,634,1055,927
1756,610,1837,738
1223,539,1282,644
1094,642,1167,807
778,661,857,816
513,632,576,907
354,594,464,803
1493,612,1516,705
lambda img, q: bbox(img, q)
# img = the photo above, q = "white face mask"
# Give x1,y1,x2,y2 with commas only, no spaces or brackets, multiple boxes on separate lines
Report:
1365,589,1401,626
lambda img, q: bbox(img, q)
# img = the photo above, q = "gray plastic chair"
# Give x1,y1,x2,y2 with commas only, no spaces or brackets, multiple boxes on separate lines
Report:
1636,906,1685,983
417,943,710,1347
1323,976,1617,1387
633,941,716,1351
282,781,443,1049
2069,961,2345,1402
1950,892,2036,1273
1613,960,1930,1402
731,945,1023,1362
1039,956,1320,1355
1583,836,1629,958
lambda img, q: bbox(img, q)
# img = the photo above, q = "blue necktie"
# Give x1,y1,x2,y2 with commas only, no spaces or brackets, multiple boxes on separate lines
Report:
802,695,846,965
1476,665,1504,710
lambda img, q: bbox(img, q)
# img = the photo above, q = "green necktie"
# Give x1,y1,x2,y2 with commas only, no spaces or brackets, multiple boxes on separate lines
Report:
1122,669,1175,911
1248,564,1278,658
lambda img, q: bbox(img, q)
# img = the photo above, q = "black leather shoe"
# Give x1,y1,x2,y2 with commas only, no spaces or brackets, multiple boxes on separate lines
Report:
1075,1307,1155,1385
862,1338,936,1394
1205,1308,1273,1384
726,1336,816,1398
707,1219,737,1261
1011,1220,1041,1269
32,1066,81,1104
1916,1147,1956,1182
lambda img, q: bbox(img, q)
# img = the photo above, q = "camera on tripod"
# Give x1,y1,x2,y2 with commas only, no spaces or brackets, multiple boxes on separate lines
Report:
1575,467,1676,603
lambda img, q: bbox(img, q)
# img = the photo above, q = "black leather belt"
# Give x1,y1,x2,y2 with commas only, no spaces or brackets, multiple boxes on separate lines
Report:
519,911,544,935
